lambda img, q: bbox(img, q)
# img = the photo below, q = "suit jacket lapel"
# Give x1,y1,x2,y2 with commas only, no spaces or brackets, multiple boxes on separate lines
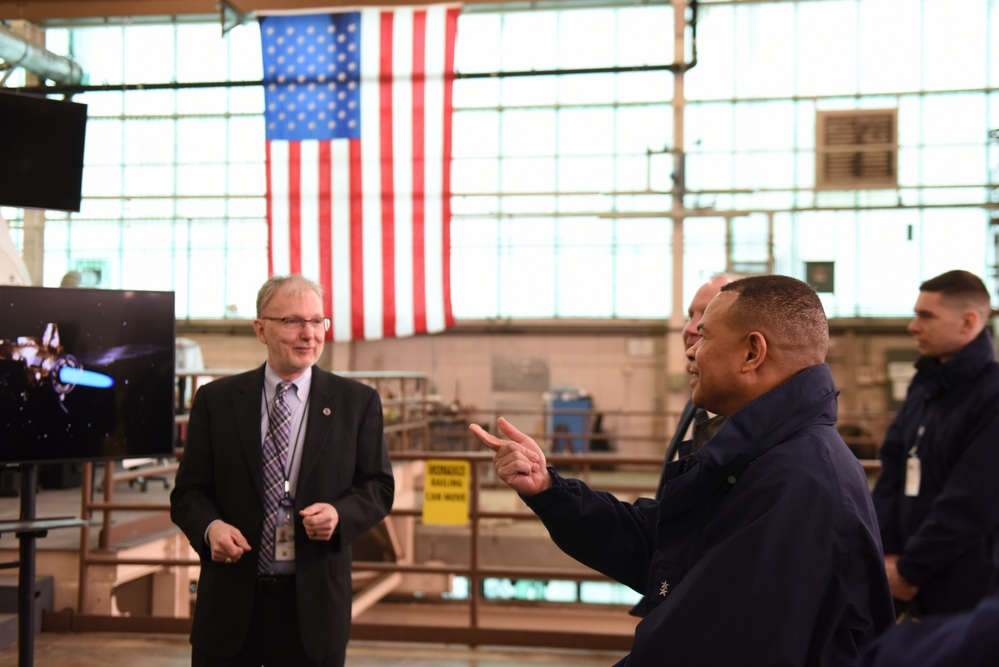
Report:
299,368,335,489
234,365,267,500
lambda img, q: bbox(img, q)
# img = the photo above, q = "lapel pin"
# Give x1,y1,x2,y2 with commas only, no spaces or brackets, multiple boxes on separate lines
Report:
323,407,331,416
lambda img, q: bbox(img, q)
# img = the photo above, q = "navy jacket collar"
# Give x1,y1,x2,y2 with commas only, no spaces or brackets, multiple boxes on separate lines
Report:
662,363,839,496
915,329,997,397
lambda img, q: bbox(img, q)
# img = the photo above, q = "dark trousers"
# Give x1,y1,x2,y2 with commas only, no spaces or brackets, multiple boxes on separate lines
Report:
192,577,345,667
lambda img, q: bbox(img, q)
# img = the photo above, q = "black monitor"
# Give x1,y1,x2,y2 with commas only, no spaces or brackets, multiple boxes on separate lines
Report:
0,91,87,213
0,286,175,465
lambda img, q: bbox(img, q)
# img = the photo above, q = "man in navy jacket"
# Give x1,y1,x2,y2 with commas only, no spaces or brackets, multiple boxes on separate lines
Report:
854,586,999,667
472,275,894,666
872,269,999,617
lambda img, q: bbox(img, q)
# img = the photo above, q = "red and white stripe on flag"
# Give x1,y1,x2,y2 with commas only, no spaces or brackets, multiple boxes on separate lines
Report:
263,6,458,341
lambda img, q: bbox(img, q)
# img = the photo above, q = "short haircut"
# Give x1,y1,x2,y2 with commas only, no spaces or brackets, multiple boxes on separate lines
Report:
720,275,829,363
920,270,992,319
256,275,324,317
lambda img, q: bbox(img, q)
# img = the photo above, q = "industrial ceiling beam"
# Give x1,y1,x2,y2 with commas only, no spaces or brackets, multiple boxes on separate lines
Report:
1,1,489,22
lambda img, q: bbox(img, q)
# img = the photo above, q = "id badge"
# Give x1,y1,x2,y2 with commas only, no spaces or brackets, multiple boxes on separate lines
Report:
274,497,296,561
904,457,921,497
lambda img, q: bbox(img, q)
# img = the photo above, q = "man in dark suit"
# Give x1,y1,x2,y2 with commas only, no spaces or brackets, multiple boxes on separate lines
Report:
634,274,736,618
656,273,737,496
171,274,394,666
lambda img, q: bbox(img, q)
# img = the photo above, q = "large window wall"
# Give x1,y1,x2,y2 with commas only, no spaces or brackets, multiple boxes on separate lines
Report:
684,0,998,316
449,4,675,318
3,19,268,318
1,0,996,320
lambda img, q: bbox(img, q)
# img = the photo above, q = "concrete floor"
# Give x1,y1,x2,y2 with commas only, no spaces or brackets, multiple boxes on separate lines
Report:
0,466,636,666
0,633,625,666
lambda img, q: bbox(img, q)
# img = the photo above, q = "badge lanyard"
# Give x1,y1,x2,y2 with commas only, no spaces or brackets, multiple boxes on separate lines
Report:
263,385,309,524
904,424,925,497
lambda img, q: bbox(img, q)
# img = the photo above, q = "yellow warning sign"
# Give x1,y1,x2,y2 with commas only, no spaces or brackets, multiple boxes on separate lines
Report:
422,459,470,526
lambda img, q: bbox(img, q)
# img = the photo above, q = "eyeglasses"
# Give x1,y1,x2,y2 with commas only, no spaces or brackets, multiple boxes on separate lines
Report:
260,316,332,332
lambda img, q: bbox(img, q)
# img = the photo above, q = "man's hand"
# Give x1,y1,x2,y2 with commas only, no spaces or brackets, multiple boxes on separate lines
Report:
300,502,339,541
208,520,252,563
469,417,552,497
885,553,919,602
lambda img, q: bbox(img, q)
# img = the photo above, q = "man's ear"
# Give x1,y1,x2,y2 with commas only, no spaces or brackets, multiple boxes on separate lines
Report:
253,320,268,344
960,309,981,336
743,331,767,371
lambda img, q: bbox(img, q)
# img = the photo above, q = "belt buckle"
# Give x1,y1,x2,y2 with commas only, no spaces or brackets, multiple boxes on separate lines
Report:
257,575,293,593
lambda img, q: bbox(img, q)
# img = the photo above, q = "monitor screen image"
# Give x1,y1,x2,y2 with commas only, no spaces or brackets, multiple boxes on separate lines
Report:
0,286,175,465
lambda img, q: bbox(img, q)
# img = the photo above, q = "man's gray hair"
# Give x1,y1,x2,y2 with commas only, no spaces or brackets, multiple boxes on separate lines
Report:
256,275,324,317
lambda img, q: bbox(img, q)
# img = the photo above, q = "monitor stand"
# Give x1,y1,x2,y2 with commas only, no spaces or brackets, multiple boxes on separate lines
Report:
0,464,86,667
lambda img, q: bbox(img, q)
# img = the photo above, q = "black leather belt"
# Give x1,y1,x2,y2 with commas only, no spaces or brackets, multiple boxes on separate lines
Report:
256,575,295,593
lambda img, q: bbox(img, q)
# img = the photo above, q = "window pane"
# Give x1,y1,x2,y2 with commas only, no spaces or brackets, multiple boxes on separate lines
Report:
123,25,176,84
501,158,556,193
177,24,229,82
923,0,986,90
796,1,858,97
501,75,557,107
501,110,556,157
557,157,614,193
616,219,671,318
558,10,615,69
456,14,500,74
559,73,615,106
500,218,554,318
733,3,795,99
501,12,557,71
617,7,671,66
71,26,126,86
121,220,175,291
616,106,670,154
124,120,176,164
177,118,229,164
452,110,500,158
858,0,921,94
558,107,614,156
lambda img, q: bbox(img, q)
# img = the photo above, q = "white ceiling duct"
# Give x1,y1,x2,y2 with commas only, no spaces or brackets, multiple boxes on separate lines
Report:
0,22,83,86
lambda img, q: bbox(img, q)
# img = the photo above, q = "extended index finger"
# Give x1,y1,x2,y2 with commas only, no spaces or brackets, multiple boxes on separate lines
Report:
469,423,505,451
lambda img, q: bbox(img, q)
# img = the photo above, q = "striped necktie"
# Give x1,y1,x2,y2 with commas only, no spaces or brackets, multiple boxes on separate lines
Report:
258,380,293,574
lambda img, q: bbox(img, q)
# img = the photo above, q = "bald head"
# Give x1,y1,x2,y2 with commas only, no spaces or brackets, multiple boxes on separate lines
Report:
683,274,740,349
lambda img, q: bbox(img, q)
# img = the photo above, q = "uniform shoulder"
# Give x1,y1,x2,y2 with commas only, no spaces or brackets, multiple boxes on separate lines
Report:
760,426,867,495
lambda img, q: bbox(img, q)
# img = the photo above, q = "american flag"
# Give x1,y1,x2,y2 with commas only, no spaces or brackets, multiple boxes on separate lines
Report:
260,7,459,341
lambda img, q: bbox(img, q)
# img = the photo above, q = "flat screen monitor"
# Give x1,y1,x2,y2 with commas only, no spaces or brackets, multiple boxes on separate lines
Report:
0,286,175,465
0,91,87,213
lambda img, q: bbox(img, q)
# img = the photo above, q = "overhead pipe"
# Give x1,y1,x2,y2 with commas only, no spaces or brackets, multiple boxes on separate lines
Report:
0,22,84,86
19,0,698,95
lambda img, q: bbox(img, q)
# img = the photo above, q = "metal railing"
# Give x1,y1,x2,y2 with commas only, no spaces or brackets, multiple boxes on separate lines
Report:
60,372,882,651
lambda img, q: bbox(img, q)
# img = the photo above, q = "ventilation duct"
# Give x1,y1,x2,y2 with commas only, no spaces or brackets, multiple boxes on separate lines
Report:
0,22,83,86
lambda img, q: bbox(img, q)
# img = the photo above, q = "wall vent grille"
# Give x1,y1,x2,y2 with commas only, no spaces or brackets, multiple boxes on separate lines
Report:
816,109,898,190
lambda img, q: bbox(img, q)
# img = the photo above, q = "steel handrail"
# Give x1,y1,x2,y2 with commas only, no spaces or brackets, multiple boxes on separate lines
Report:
72,370,883,651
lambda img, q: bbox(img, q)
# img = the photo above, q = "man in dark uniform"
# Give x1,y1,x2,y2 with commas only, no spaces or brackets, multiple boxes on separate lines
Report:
855,586,999,667
472,275,894,666
872,269,999,618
